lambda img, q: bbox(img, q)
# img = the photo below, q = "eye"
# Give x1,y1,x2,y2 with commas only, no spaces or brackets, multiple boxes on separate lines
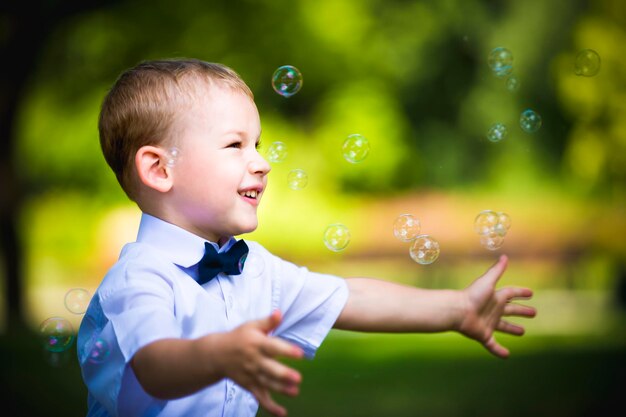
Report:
255,140,262,150
227,141,242,149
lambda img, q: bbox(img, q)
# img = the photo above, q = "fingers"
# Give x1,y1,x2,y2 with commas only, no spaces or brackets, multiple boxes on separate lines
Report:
252,387,287,417
496,319,525,336
503,303,536,318
262,337,305,360
484,335,510,359
482,254,509,286
256,310,283,334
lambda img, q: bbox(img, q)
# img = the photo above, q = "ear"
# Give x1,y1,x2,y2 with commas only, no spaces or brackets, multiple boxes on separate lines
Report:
135,145,173,193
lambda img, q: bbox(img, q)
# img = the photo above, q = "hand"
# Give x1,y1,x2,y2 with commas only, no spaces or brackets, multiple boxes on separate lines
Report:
458,255,536,358
217,310,304,416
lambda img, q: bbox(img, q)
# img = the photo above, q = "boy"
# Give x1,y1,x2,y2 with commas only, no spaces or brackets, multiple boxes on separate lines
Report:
77,58,536,417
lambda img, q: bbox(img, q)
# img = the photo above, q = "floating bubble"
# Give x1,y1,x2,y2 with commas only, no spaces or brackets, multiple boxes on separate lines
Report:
480,232,505,251
506,75,520,92
87,337,111,364
519,109,542,133
272,65,303,98
474,210,499,235
409,235,440,265
342,134,370,163
487,123,508,143
64,288,90,315
393,214,421,242
488,47,513,77
323,223,351,252
287,169,308,190
574,49,601,77
40,317,75,353
266,141,288,163
166,147,180,167
497,211,512,230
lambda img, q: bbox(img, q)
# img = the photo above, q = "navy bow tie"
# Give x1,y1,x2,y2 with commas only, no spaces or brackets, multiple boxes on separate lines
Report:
197,240,249,285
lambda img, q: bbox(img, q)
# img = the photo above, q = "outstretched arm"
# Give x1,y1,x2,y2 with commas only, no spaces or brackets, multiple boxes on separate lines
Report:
132,310,303,417
333,255,536,358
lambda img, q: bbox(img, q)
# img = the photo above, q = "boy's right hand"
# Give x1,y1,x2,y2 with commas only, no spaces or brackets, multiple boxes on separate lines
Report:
214,310,304,417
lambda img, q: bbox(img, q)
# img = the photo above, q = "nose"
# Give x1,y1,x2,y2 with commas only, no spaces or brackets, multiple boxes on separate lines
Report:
249,150,271,176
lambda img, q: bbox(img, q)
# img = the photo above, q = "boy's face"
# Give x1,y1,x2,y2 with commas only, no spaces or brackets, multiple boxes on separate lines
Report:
167,83,270,243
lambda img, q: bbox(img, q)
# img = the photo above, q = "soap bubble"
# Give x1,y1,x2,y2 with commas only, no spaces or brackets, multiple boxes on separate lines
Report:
272,65,303,98
409,235,440,265
342,134,370,163
480,232,505,251
497,211,512,230
287,169,308,190
506,75,520,92
266,141,288,163
474,210,499,235
64,288,91,314
324,223,351,252
87,337,111,364
393,214,421,242
166,147,180,167
487,123,508,143
519,109,542,133
40,317,75,353
488,47,513,77
574,49,601,77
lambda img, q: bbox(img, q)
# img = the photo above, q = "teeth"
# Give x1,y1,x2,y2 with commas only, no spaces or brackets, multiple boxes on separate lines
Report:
242,190,258,198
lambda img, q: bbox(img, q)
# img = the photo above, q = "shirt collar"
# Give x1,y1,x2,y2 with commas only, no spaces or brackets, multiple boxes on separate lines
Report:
136,213,238,268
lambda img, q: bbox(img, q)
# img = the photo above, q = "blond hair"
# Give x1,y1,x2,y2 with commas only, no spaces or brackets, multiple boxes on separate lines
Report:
99,58,253,200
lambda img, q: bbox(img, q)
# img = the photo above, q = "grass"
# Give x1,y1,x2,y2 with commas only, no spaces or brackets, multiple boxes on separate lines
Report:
2,322,625,417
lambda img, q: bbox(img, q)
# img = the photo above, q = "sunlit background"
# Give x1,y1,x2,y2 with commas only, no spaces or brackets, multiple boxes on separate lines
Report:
1,0,625,415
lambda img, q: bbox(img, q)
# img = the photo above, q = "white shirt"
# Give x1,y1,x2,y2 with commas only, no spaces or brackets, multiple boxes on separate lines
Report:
77,213,349,417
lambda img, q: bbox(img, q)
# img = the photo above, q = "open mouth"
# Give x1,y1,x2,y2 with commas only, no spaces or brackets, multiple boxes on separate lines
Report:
239,190,259,200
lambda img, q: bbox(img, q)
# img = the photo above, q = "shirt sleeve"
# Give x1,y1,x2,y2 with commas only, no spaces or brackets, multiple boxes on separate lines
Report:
266,250,349,358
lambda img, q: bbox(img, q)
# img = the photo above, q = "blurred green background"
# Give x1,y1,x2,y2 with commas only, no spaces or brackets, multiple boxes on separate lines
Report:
1,0,625,415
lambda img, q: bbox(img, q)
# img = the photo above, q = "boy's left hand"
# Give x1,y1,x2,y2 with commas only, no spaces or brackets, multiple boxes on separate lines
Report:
458,255,536,358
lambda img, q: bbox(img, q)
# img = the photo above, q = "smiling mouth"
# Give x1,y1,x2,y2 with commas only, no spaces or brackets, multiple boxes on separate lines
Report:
240,190,259,199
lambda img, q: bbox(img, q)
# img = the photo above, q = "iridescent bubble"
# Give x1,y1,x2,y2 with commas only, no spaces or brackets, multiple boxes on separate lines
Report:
519,109,542,133
287,169,308,190
323,223,351,252
487,123,508,143
40,317,75,353
393,214,421,242
64,288,91,315
488,47,513,78
342,134,370,163
87,337,111,364
266,141,288,163
480,232,505,251
272,65,303,98
409,235,440,265
474,210,499,235
574,49,601,77
497,211,512,230
166,147,180,167
506,75,520,92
